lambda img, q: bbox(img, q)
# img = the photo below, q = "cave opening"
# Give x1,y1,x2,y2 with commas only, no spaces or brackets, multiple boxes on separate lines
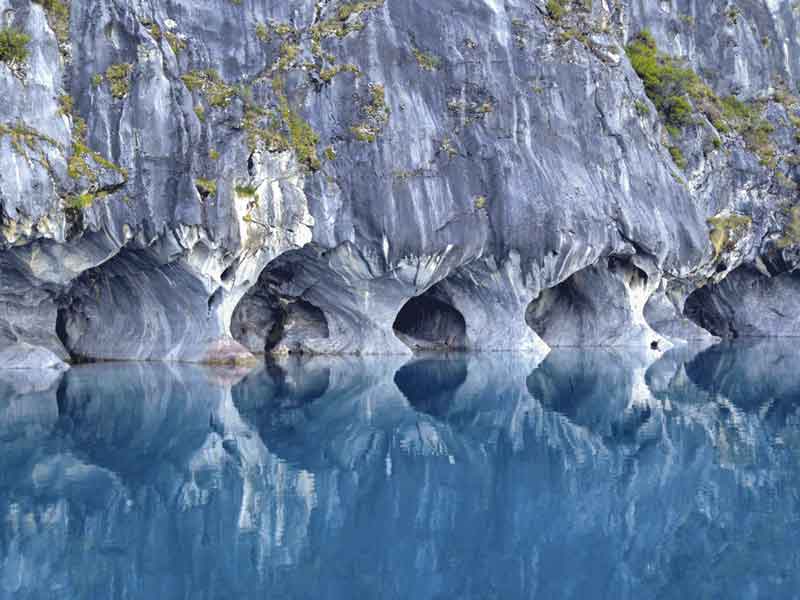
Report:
266,298,329,355
683,282,737,338
392,290,467,352
525,258,657,348
55,302,86,363
231,251,330,356
231,291,330,355
52,247,221,362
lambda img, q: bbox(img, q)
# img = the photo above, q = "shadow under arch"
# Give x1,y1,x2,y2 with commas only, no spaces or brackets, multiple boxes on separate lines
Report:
525,257,661,349
393,288,467,352
231,250,330,355
683,265,800,339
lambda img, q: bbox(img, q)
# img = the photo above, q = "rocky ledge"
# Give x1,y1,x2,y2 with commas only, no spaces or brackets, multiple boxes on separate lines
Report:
2,0,800,369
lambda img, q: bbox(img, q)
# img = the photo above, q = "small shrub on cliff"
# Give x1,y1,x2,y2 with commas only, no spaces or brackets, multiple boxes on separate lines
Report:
0,27,30,64
668,145,687,169
546,0,567,21
105,63,133,99
235,184,258,197
412,46,441,71
634,99,650,116
626,30,698,130
181,69,236,108
626,29,777,164
707,213,751,256
778,205,800,248
195,178,217,198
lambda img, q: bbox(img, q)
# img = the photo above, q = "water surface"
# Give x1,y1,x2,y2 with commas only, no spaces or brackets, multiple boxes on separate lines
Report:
2,341,800,599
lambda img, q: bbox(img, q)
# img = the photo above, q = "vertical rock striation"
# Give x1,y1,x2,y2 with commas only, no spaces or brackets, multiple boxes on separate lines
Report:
2,0,800,365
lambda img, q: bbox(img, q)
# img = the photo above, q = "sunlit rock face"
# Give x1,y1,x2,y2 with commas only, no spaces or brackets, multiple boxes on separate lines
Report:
2,0,800,365
1,346,800,598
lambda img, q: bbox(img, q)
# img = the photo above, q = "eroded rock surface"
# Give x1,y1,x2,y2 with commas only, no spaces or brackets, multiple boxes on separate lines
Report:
2,0,800,364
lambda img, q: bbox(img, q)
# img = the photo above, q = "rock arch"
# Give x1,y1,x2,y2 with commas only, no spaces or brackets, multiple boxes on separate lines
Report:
392,290,467,352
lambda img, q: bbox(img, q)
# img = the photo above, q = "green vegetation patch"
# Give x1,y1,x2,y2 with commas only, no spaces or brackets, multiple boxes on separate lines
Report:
337,1,384,21
546,0,568,21
67,117,127,181
627,30,777,166
309,0,384,56
275,42,301,71
181,69,236,108
0,121,61,165
58,93,74,116
275,77,321,170
0,27,31,64
271,21,295,37
195,178,217,198
778,205,800,248
351,82,390,143
105,63,133,99
65,189,110,210
719,95,776,166
412,46,441,71
240,77,321,171
255,23,270,42
707,213,751,256
625,31,697,130
234,184,258,197
634,99,650,116
2,105,126,211
165,31,186,54
668,145,687,169
146,21,186,54
33,0,70,45
319,63,360,83
242,104,289,153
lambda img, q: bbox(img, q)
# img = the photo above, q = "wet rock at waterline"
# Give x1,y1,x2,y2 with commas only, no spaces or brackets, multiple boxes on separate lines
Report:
3,0,800,367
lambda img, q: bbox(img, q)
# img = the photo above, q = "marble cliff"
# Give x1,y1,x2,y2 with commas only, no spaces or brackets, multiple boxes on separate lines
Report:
1,0,800,368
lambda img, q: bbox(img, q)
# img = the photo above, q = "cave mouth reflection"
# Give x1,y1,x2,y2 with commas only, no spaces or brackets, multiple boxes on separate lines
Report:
393,356,468,417
4,341,800,598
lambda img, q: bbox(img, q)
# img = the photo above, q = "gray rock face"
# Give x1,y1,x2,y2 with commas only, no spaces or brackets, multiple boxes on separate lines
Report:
1,0,800,365
0,342,67,372
685,266,800,338
526,256,668,350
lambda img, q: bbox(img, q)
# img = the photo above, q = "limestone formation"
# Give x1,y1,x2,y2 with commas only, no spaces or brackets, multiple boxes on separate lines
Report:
2,0,800,367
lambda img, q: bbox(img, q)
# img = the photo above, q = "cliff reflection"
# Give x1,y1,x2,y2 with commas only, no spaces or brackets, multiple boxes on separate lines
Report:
0,343,799,599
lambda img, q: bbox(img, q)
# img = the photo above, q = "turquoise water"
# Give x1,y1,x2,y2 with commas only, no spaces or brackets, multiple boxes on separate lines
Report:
1,341,800,599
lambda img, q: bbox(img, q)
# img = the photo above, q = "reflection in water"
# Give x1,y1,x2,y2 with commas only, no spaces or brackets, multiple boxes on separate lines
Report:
1,343,800,598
